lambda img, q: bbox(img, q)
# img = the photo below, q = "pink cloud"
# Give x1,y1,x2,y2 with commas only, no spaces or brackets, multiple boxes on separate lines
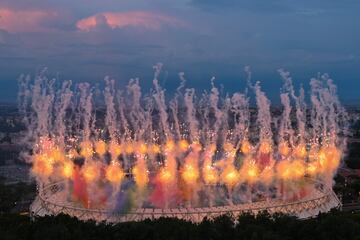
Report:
0,8,58,33
76,11,184,31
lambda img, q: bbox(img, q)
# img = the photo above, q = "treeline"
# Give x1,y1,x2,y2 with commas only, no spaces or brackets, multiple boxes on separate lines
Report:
1,210,360,240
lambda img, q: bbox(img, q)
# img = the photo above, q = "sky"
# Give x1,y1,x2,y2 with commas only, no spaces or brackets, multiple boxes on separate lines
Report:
0,0,359,103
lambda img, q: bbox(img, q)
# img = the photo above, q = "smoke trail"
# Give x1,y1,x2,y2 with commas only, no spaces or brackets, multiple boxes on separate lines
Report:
31,71,55,143
152,63,172,141
116,90,130,141
169,72,186,141
127,78,146,140
17,74,35,152
209,77,223,144
78,83,93,143
278,69,306,144
53,80,73,147
19,67,348,214
279,93,293,147
184,88,199,142
17,74,31,127
230,93,249,148
104,77,118,141
254,81,272,144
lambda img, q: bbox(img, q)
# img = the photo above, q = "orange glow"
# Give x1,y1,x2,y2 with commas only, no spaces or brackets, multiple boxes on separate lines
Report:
276,160,305,180
125,143,134,154
246,164,259,183
326,146,341,171
95,140,107,155
62,160,74,178
259,141,272,154
0,8,58,33
241,140,252,155
261,166,274,184
224,142,234,152
307,162,318,175
105,163,124,184
318,146,341,172
30,138,343,192
208,144,217,154
158,168,175,184
248,168,257,178
278,142,290,156
164,140,175,152
149,144,161,154
76,11,184,32
276,161,291,180
239,159,260,183
32,154,53,177
178,140,189,152
82,163,99,182
294,144,307,158
202,146,218,184
47,147,65,162
80,142,93,158
181,163,199,185
109,142,122,158
132,156,149,188
318,149,327,169
191,141,202,152
137,143,148,154
132,166,149,189
291,160,305,179
203,167,218,185
221,165,239,188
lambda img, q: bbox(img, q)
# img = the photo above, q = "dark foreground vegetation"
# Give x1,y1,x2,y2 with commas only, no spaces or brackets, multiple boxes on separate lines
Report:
1,210,360,240
0,178,36,213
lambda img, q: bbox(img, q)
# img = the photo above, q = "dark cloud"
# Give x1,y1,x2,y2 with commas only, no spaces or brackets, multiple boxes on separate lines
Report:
0,30,10,44
190,0,360,14
190,0,292,13
0,0,359,103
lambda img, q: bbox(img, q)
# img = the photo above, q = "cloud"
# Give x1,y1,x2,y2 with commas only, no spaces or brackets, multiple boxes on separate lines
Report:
0,8,60,33
190,0,360,15
190,0,291,13
76,11,184,31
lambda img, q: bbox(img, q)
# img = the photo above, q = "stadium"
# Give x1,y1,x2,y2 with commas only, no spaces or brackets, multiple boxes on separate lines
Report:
21,68,347,222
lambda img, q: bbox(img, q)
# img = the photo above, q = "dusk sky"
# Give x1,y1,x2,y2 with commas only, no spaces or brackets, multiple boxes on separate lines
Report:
0,0,359,103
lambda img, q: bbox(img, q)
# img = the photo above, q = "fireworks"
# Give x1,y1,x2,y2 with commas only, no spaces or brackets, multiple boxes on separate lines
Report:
31,139,342,184
20,67,347,213
105,163,124,184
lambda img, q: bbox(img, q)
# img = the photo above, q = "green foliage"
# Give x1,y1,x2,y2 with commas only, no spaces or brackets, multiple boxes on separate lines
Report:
0,211,360,240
